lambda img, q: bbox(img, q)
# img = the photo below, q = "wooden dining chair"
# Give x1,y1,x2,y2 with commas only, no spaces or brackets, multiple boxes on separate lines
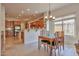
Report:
38,36,49,51
47,38,60,56
56,31,64,51
44,33,60,56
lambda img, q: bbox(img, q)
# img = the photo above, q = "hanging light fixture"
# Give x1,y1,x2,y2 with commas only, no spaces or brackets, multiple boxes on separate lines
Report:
43,0,56,30
44,1,55,21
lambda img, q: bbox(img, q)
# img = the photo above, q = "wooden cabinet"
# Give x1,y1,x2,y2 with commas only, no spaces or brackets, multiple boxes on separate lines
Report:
30,18,44,28
14,21,21,26
5,21,21,37
5,21,14,28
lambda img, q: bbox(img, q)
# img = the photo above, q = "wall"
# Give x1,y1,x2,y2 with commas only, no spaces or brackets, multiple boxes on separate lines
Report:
52,4,79,17
21,21,25,31
6,17,21,21
0,4,5,55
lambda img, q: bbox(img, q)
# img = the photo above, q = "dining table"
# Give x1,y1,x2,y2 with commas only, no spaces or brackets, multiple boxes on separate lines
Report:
38,35,58,56
38,36,55,48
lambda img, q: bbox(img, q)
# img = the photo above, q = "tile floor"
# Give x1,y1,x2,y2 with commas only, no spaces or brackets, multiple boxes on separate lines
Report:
1,36,78,56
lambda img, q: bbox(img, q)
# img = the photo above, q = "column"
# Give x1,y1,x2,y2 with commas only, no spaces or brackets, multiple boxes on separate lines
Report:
0,4,5,55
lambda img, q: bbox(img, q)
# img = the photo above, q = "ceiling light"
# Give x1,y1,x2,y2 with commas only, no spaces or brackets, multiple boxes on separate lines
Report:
53,16,55,19
35,11,38,14
44,2,55,21
26,8,30,11
21,10,24,14
45,16,48,19
49,15,52,18
19,14,21,16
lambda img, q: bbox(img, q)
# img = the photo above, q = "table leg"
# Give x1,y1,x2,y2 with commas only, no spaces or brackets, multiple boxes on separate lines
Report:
62,40,64,50
47,45,48,52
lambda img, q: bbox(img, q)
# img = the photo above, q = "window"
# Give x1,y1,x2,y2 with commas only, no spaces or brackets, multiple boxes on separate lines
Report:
54,14,75,36
63,19,75,36
54,21,62,32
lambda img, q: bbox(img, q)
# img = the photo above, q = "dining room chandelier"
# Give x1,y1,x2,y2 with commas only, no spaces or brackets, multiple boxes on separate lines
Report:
44,2,55,21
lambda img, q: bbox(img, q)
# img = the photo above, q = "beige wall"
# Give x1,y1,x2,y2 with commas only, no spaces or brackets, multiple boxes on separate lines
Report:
52,4,79,17
0,4,5,55
6,17,21,21
21,21,25,31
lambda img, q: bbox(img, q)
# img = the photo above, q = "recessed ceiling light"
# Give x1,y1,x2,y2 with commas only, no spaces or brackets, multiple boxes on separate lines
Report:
21,10,24,14
26,8,30,11
35,11,38,14
19,14,21,16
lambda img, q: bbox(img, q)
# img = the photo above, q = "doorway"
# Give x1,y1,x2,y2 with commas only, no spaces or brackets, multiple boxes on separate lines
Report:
5,20,23,49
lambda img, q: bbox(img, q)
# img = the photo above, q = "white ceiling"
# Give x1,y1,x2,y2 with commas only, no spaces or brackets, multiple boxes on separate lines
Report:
3,3,69,19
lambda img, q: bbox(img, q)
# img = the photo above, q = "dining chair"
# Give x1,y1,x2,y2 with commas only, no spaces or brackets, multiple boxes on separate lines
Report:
38,36,49,51
47,34,60,56
56,31,64,51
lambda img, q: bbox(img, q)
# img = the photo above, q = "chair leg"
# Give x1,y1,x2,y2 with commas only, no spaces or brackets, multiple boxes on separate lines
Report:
58,43,61,52
50,47,52,56
63,40,64,50
54,49,56,56
38,45,41,50
58,47,60,56
47,45,48,52
60,46,61,51
44,44,46,51
38,40,40,50
63,44,64,50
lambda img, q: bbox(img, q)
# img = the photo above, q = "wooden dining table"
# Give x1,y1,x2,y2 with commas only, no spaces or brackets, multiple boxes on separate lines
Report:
38,36,57,55
38,36,55,49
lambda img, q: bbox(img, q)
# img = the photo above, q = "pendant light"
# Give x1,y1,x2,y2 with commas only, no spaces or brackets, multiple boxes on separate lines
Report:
44,1,55,21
